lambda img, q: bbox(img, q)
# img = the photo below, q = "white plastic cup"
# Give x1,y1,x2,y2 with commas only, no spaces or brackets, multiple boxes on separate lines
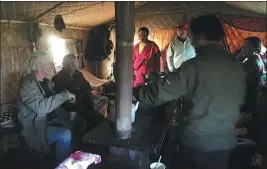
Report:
150,162,166,169
70,111,77,121
131,102,139,123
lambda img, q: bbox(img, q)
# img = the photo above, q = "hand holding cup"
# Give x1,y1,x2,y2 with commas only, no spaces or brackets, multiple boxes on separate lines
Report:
66,90,76,103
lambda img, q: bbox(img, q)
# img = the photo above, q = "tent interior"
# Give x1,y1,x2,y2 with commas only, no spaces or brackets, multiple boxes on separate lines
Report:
0,1,266,169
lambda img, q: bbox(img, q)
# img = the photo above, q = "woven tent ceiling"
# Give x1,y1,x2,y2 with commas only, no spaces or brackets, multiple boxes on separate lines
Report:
1,1,266,29
0,1,145,28
225,2,267,14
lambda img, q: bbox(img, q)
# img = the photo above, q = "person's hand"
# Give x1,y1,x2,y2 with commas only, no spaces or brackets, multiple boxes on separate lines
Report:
236,127,248,136
91,90,98,96
66,90,76,103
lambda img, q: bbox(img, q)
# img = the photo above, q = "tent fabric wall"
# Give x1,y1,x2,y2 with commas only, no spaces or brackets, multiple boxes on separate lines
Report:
153,29,176,72
223,23,267,54
89,1,265,78
138,14,267,73
97,14,266,79
0,23,31,105
220,14,267,54
0,22,89,105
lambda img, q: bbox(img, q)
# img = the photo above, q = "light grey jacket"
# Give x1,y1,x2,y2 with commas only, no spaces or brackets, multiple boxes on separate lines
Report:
166,37,196,72
134,43,246,152
18,73,68,153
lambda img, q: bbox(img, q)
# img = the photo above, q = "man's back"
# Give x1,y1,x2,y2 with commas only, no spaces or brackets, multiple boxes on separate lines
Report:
133,15,247,168
181,44,246,151
134,44,246,152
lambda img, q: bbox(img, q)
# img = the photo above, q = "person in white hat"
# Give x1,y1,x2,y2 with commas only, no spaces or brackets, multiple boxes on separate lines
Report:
166,22,196,72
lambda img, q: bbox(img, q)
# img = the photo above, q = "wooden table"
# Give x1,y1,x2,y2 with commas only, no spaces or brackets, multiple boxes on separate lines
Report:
82,103,169,169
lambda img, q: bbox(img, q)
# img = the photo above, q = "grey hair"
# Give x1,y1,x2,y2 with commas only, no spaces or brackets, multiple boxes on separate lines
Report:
28,51,52,72
63,54,76,64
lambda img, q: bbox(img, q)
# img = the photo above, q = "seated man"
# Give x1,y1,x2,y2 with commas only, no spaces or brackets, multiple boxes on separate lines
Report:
18,51,86,164
52,54,107,130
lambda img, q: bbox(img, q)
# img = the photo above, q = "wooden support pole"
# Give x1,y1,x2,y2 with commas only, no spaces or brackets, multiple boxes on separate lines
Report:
100,2,147,26
115,1,135,139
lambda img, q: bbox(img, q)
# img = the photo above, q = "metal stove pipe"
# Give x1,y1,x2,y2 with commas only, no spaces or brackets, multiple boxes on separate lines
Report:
114,1,135,139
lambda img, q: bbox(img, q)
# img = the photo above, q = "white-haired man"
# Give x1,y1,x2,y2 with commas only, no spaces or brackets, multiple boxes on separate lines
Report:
18,51,86,164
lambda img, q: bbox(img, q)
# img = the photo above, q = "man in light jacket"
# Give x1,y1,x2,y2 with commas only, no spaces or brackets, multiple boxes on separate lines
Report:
18,51,85,164
166,22,195,72
133,15,246,169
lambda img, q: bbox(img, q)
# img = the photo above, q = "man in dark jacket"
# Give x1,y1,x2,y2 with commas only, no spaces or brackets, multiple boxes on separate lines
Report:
52,54,106,130
133,15,246,169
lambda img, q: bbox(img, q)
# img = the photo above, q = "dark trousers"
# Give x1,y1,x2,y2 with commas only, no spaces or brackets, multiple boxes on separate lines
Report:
72,103,104,131
180,144,232,169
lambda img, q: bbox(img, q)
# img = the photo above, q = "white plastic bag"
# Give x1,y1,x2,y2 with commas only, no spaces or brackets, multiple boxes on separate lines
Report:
55,151,101,169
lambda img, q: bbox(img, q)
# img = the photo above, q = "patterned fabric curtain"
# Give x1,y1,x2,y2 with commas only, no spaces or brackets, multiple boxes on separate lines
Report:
219,14,267,54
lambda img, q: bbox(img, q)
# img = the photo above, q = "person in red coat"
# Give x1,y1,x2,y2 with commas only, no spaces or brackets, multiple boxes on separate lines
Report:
133,27,161,87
